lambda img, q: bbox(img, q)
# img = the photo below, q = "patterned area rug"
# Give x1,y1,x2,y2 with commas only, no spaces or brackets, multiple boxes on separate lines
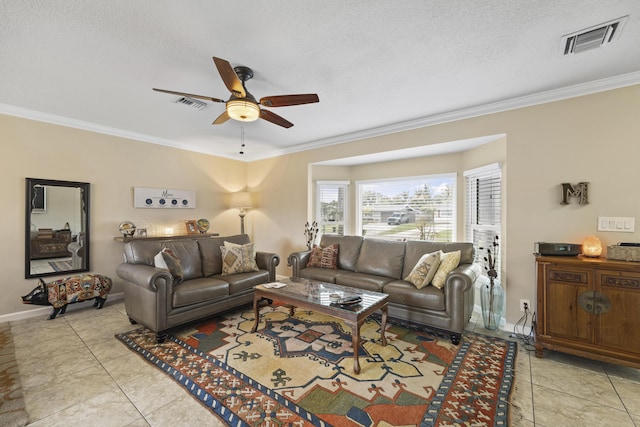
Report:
48,260,72,272
117,306,516,426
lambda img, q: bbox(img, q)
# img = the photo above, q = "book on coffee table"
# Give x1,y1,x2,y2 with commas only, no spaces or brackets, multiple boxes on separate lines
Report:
262,282,287,288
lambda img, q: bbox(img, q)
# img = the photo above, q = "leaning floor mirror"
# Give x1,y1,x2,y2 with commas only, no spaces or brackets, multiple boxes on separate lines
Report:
25,178,90,278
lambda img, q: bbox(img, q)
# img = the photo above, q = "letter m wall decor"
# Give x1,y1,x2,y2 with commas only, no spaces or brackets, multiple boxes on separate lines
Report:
561,182,589,205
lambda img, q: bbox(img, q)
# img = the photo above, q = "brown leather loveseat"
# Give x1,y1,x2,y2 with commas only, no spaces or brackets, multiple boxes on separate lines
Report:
117,234,279,342
288,234,480,344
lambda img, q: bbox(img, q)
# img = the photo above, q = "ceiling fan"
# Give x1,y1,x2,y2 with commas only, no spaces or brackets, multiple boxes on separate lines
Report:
153,56,319,128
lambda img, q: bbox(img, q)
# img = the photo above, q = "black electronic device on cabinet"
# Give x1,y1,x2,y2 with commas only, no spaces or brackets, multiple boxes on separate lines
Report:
534,242,582,256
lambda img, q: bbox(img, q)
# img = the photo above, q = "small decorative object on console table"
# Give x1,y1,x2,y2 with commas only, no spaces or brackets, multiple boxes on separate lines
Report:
196,218,210,234
118,221,136,240
480,235,503,330
184,220,198,234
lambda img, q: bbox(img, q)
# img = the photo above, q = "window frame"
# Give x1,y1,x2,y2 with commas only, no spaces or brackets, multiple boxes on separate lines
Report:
355,173,457,241
315,180,349,236
464,163,502,279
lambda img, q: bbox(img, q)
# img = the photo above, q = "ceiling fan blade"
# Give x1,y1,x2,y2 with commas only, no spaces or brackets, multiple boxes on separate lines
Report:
260,109,294,128
259,94,319,107
212,111,230,125
152,88,225,103
212,57,246,98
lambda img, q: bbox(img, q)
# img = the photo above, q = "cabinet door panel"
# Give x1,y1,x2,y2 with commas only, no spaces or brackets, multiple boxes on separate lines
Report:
536,256,640,368
596,270,640,352
546,269,592,342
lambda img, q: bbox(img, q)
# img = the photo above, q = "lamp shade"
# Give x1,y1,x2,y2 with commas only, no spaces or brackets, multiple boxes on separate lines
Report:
226,99,260,122
229,191,253,209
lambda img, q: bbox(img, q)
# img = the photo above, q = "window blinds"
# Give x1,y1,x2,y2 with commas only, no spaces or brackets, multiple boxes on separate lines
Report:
316,181,349,235
464,164,502,276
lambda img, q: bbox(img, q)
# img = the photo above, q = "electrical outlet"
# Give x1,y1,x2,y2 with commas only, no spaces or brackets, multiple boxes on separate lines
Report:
519,299,530,312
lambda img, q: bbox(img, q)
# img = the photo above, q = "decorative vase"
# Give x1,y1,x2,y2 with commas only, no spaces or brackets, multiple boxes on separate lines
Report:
480,278,504,330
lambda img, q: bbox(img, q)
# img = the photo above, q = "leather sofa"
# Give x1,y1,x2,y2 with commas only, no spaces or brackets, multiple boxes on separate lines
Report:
288,234,481,344
116,234,279,342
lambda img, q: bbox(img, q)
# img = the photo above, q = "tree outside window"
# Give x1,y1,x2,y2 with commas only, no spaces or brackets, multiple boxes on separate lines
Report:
357,174,456,241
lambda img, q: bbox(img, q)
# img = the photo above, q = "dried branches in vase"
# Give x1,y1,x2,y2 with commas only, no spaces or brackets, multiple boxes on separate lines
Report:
304,221,318,250
480,235,503,330
483,235,498,281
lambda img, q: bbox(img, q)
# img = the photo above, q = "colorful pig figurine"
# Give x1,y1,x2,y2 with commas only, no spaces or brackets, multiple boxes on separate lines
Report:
22,274,112,319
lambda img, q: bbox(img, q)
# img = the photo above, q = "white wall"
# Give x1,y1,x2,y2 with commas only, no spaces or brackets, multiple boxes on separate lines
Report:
249,85,640,325
3,85,639,326
1,114,246,318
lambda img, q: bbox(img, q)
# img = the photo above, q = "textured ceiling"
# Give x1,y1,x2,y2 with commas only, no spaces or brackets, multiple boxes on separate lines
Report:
1,1,640,162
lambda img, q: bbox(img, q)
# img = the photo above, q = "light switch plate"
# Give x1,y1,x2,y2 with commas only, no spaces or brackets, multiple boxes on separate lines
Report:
597,217,635,232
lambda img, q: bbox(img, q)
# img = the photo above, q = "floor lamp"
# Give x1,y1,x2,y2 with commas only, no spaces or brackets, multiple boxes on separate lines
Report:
229,191,253,234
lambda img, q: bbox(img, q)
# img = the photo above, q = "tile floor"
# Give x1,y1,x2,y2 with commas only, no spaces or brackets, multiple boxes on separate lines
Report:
466,312,640,426
28,257,71,276
7,300,640,426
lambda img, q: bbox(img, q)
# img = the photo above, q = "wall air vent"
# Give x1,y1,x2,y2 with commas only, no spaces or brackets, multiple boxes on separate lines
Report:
562,16,627,55
173,96,208,111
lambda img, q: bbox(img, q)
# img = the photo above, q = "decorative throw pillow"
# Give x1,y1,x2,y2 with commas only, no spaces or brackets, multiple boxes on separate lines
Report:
307,244,339,269
154,248,184,284
404,251,442,289
154,251,168,269
222,241,259,272
431,250,461,289
221,244,260,276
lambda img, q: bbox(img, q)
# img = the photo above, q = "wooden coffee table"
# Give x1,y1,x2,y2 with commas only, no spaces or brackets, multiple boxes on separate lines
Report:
252,277,388,374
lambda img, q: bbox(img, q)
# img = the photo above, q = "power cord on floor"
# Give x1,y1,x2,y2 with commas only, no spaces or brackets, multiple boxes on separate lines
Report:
511,302,536,352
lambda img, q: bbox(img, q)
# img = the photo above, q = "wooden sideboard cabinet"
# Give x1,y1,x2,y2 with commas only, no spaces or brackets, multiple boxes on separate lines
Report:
30,230,72,259
535,255,640,368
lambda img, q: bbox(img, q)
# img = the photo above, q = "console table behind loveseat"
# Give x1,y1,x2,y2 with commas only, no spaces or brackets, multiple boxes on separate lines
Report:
114,233,219,242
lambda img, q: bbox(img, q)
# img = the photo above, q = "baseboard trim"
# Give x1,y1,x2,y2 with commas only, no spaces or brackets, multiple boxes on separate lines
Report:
1,292,124,323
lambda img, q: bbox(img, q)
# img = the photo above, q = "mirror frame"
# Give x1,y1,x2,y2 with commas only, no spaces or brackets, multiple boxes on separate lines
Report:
25,178,90,279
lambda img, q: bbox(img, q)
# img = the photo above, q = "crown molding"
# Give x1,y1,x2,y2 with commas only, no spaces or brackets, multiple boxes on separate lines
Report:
251,71,640,161
0,103,186,149
2,71,640,163
0,103,248,161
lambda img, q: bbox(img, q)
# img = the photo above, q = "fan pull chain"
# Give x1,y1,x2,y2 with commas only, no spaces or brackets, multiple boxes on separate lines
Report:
239,126,245,155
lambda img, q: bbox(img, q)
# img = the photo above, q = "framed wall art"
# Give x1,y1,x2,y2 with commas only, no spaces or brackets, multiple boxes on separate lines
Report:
133,187,196,208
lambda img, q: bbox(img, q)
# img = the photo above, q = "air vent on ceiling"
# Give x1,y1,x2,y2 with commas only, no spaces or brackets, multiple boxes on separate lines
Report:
562,16,627,55
173,96,208,111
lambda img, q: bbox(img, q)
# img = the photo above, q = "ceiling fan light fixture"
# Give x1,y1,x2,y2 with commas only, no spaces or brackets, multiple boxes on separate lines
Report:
154,56,318,128
226,99,260,122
